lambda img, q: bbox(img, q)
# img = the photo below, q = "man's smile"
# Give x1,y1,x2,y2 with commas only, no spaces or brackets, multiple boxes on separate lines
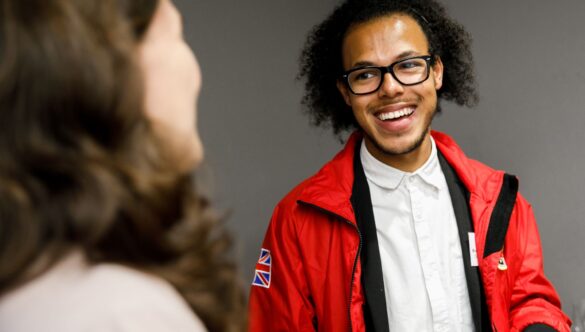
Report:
375,106,415,121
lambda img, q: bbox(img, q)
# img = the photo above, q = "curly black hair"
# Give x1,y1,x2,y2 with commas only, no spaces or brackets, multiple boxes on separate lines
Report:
299,0,478,136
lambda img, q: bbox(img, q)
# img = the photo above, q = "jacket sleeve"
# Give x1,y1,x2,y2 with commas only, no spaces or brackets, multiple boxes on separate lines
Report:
508,195,571,332
248,204,316,332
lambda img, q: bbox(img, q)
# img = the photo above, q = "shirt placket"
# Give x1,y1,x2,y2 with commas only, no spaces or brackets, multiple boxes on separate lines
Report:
407,175,452,332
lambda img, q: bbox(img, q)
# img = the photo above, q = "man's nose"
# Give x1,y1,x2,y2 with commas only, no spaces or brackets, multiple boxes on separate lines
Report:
378,72,404,98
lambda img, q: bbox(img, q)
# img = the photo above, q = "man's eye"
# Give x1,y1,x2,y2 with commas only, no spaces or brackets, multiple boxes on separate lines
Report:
396,60,424,71
352,69,379,81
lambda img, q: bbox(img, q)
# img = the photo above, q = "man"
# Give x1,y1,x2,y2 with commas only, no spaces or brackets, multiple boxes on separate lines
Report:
248,0,570,331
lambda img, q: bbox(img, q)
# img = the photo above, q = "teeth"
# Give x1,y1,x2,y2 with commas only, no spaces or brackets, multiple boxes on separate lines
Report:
378,107,414,121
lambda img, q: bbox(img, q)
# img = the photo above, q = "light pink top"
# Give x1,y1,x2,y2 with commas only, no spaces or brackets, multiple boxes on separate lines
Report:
0,251,207,332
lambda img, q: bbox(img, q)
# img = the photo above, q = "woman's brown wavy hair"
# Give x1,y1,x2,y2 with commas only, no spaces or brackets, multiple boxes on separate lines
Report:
0,0,244,330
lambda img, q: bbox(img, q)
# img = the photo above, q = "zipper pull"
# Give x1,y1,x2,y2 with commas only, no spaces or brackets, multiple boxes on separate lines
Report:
497,256,508,271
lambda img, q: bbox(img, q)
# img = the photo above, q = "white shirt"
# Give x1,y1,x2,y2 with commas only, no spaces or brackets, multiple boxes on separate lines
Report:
360,138,474,332
0,251,207,332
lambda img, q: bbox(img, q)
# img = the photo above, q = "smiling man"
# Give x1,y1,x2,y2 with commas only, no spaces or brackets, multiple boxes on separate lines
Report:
248,0,570,331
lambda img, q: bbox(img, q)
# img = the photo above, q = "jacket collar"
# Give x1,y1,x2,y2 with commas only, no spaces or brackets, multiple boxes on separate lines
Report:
432,131,504,203
296,132,361,224
297,130,503,225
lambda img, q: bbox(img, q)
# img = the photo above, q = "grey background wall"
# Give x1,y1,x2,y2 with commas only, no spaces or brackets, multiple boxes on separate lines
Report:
175,0,585,311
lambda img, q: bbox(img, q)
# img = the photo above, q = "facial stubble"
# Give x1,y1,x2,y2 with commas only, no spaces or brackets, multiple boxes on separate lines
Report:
364,104,436,157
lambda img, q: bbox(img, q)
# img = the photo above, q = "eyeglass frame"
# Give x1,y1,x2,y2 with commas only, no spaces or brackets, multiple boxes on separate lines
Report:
340,55,435,95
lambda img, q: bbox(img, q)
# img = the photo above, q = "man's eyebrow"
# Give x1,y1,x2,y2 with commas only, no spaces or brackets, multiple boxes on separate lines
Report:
351,61,376,68
349,51,425,69
396,50,420,59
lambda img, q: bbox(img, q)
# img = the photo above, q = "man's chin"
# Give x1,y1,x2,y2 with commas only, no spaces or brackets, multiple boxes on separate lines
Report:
377,142,422,156
369,131,428,157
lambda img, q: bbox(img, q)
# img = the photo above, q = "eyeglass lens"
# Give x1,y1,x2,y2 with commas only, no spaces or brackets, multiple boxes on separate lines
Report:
347,57,429,94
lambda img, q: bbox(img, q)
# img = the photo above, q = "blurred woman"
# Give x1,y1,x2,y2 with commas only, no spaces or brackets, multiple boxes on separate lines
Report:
0,0,244,331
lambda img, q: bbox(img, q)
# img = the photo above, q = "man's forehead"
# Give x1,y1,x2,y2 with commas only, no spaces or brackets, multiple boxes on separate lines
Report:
344,12,427,38
341,14,430,67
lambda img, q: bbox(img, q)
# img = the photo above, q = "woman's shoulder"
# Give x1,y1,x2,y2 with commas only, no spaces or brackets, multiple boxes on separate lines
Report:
0,251,207,332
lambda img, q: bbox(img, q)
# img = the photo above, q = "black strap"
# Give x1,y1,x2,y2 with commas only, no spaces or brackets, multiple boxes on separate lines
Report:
438,151,491,332
350,141,389,332
483,173,519,258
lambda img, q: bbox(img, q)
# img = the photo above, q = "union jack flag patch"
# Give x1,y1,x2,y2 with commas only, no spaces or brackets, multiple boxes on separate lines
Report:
252,248,271,288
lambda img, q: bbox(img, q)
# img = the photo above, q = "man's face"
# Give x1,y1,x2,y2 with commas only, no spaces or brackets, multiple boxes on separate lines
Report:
337,13,443,170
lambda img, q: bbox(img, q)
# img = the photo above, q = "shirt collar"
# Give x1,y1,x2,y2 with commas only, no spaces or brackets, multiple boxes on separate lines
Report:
360,136,442,191
417,137,443,190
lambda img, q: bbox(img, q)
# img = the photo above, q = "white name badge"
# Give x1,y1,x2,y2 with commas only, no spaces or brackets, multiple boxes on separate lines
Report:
468,232,479,267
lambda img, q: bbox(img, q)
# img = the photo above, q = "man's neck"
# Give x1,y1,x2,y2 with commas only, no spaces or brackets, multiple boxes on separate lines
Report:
364,134,433,173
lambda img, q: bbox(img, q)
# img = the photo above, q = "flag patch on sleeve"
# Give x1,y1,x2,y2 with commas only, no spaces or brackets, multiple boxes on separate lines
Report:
252,248,271,288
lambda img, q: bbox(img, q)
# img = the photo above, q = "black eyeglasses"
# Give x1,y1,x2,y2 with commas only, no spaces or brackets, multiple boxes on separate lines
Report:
341,55,433,95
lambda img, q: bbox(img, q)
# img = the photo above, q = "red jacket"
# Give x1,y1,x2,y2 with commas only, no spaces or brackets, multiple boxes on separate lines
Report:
249,131,570,332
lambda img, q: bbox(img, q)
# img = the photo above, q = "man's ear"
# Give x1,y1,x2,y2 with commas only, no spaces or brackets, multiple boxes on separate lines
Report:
336,80,352,106
432,56,444,90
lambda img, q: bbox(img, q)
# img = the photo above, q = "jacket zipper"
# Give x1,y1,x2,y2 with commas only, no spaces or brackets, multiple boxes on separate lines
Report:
343,218,362,332
297,201,362,332
491,248,506,332
497,247,507,271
